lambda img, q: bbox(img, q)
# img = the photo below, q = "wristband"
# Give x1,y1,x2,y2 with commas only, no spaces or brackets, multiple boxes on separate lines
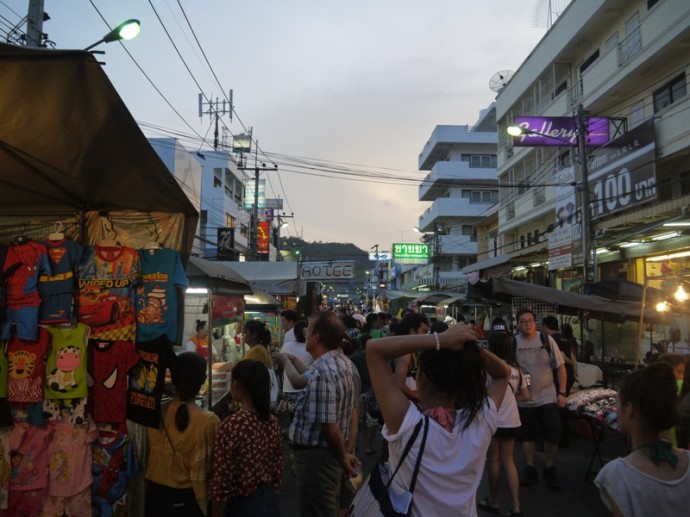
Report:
433,331,440,351
558,392,566,397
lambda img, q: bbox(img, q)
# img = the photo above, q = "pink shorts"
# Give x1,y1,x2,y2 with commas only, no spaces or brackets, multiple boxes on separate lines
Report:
41,487,91,517
4,487,48,517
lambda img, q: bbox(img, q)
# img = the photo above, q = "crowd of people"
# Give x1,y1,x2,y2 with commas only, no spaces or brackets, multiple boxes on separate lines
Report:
141,307,690,516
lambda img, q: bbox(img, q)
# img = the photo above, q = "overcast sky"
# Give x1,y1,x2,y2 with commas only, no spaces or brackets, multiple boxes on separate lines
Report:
4,0,553,252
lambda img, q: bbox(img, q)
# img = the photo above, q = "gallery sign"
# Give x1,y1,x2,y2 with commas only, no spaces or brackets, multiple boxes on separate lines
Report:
300,261,355,280
511,116,610,146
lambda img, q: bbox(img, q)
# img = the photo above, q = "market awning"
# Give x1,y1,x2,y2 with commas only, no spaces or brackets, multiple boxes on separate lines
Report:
219,261,301,295
436,293,466,306
588,279,665,302
467,277,660,321
245,291,282,310
186,257,251,295
413,292,458,306
462,255,511,274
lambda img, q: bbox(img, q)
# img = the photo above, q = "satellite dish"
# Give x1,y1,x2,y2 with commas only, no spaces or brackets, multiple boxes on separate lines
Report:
533,0,572,29
489,70,514,92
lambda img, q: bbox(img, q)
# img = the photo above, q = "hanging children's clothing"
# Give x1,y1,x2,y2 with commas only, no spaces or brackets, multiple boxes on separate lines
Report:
38,238,84,324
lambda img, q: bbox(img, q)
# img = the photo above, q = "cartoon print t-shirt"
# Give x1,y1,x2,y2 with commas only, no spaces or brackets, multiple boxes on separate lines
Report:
9,422,52,490
127,335,176,428
88,340,140,424
39,238,84,323
44,324,90,400
6,326,50,403
76,246,141,341
135,248,188,343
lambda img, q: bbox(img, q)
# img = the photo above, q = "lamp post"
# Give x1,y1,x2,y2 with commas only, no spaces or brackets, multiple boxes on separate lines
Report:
413,225,442,290
507,104,596,289
84,19,141,51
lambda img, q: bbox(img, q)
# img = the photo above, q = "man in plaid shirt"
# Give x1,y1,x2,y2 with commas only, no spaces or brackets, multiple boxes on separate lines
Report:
290,311,359,517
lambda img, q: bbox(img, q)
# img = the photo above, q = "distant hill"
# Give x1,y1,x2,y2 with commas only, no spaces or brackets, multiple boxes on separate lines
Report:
280,237,371,290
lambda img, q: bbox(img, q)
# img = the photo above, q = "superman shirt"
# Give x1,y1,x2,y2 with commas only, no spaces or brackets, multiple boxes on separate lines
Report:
39,238,84,323
76,246,141,341
88,340,140,424
127,336,175,428
135,248,188,344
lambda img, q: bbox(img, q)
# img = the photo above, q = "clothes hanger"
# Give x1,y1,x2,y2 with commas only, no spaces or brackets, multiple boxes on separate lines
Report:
143,215,161,250
47,222,65,241
98,214,119,247
11,224,29,245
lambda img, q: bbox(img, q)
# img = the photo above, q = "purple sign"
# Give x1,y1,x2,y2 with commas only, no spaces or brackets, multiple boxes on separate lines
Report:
511,116,610,146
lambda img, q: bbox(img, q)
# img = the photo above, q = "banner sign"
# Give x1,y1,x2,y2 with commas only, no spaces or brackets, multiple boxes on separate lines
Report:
244,179,266,210
212,294,243,326
368,251,390,261
217,227,236,261
392,243,429,264
257,221,270,254
547,166,577,270
300,261,355,280
588,119,656,220
511,116,610,146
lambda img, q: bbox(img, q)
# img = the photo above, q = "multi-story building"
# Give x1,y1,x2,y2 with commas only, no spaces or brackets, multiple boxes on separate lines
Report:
494,0,690,294
397,105,499,291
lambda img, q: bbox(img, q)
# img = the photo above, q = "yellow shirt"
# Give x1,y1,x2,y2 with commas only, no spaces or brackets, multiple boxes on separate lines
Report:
146,399,220,514
243,344,273,368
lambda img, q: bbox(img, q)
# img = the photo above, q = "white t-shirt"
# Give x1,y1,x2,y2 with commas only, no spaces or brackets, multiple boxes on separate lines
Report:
515,333,564,407
495,365,523,429
280,341,313,393
282,327,296,345
382,399,497,516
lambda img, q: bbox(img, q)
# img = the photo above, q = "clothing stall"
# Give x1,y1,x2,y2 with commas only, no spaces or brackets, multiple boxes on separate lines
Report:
0,43,198,515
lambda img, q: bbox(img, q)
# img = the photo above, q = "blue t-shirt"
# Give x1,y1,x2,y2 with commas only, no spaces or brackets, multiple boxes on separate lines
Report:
135,248,188,343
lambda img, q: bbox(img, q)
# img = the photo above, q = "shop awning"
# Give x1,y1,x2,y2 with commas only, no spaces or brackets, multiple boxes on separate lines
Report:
186,257,251,295
467,277,660,321
588,279,665,303
413,292,458,306
219,261,302,295
461,255,511,274
245,291,283,310
0,43,198,254
436,293,466,307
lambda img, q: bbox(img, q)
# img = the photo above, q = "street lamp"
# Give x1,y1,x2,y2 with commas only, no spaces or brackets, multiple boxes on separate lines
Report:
507,105,595,289
84,19,141,51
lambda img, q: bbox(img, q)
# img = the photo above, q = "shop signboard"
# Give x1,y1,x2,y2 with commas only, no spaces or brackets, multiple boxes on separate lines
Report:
511,116,610,146
300,261,355,280
588,119,657,220
392,242,429,264
244,179,266,210
548,166,576,270
257,221,270,254
212,294,243,326
368,251,390,261
217,227,235,261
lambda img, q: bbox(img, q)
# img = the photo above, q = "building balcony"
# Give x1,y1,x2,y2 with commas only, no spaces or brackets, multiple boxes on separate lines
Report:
419,161,498,201
418,125,497,170
419,198,492,230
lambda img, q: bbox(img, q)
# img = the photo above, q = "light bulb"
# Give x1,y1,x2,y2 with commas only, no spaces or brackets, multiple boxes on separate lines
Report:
656,301,670,312
675,285,688,302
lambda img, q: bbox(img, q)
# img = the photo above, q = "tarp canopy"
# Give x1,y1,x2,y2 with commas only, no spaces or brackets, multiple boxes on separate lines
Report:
245,292,283,310
413,291,459,306
219,261,301,295
588,279,665,303
186,257,251,295
467,277,660,321
0,43,198,254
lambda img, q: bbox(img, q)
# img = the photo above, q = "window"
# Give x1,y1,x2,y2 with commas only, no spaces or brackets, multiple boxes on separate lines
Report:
462,226,478,241
653,74,687,113
620,13,642,65
225,214,235,228
240,224,249,237
213,168,222,188
469,155,497,168
470,191,496,203
579,49,600,75
553,80,568,98
200,210,208,224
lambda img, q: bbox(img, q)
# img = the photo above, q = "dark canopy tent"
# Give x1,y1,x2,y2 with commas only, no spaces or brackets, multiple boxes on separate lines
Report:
0,43,197,254
467,277,660,321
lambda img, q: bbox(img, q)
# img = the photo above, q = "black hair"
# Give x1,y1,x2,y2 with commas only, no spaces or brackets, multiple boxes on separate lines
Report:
680,356,690,402
398,312,429,335
365,313,379,326
429,321,449,334
232,360,271,421
618,362,679,433
195,320,206,332
418,341,486,430
310,311,346,350
515,308,536,322
244,319,265,336
561,323,575,339
488,331,518,367
293,320,308,343
542,315,559,331
280,309,299,323
171,352,207,432
388,318,401,336
657,353,685,369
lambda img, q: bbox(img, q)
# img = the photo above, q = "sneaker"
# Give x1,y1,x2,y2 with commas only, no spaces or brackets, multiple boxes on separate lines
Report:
543,466,561,491
520,465,537,486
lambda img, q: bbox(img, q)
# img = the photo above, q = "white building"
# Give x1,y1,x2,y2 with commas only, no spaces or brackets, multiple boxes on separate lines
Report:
494,0,690,290
398,105,499,290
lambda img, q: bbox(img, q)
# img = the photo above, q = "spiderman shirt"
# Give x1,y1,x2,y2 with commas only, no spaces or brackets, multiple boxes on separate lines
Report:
76,245,141,342
88,340,140,425
127,336,176,428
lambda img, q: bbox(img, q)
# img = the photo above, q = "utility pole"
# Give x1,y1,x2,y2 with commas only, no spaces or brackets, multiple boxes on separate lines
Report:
433,225,442,290
198,91,233,151
576,103,594,288
239,147,278,261
25,0,45,47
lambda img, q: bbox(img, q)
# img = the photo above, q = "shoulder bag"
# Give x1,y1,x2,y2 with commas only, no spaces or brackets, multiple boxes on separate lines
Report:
347,414,429,517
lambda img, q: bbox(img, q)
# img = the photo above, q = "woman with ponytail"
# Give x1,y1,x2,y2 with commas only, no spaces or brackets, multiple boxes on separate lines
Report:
595,362,690,516
145,352,220,516
211,360,283,516
366,323,510,515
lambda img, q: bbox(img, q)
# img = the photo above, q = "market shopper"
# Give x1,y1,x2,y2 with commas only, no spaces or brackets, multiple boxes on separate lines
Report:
278,320,313,433
184,320,210,358
145,352,220,516
366,322,509,515
514,308,567,491
595,362,690,516
289,311,358,517
393,312,430,405
211,360,283,517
